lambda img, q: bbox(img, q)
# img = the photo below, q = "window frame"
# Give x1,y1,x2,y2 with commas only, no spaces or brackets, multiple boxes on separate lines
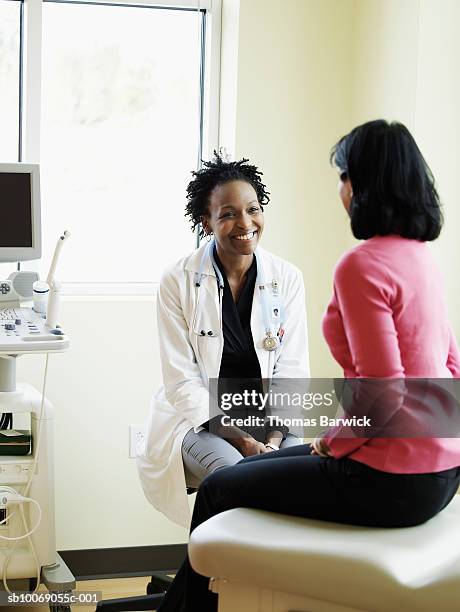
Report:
0,0,23,161
20,0,221,295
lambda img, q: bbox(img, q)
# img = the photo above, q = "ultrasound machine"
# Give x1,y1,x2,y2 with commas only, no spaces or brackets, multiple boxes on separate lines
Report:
0,163,75,608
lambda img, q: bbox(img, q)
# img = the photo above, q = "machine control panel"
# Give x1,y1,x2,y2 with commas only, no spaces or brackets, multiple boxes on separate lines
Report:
0,307,69,353
0,282,11,296
0,280,23,304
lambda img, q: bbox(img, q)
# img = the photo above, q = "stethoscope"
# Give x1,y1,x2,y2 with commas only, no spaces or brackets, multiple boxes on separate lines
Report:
194,240,285,352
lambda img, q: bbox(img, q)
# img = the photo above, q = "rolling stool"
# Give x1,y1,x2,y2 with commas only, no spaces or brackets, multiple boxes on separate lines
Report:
96,487,198,611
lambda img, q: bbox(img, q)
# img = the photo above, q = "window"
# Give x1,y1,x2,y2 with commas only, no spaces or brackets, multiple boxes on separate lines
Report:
0,0,21,161
16,0,221,291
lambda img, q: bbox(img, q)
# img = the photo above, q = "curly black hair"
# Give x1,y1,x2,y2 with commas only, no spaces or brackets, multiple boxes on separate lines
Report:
185,150,270,238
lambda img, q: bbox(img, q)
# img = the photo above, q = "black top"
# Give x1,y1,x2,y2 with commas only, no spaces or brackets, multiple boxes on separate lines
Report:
205,247,286,442
215,248,261,380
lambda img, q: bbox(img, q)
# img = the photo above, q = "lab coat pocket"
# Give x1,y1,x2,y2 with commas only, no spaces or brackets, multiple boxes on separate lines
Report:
145,393,176,464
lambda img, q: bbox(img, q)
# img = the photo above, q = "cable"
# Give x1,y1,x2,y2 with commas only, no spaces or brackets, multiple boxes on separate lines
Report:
0,497,42,541
1,494,42,594
1,353,50,592
20,502,40,594
0,490,42,594
0,412,12,429
24,354,49,498
0,354,16,431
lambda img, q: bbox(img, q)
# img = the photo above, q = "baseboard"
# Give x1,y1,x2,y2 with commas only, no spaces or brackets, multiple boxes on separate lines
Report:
59,544,187,580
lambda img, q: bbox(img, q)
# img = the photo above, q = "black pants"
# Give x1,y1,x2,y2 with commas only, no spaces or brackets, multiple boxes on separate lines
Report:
158,444,460,612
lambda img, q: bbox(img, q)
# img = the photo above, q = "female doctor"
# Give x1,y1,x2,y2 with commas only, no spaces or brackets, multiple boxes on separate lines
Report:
137,152,310,527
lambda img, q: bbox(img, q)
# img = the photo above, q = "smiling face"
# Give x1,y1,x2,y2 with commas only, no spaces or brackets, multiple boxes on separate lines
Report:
202,180,264,257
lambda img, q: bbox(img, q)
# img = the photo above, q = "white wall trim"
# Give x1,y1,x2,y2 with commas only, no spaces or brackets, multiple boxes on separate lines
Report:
218,0,239,156
202,0,222,157
48,0,212,8
22,0,43,163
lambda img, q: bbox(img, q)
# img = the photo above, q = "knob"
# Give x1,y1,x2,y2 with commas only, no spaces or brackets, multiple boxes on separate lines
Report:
5,323,15,331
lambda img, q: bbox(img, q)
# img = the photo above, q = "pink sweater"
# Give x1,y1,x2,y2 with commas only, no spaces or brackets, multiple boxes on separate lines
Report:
322,235,460,473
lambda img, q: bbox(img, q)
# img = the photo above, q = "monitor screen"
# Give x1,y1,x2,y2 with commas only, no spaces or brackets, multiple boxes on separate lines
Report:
0,163,41,262
0,172,33,247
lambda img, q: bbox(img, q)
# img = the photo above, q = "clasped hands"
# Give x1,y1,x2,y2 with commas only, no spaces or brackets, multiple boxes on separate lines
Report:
232,430,283,456
222,424,332,458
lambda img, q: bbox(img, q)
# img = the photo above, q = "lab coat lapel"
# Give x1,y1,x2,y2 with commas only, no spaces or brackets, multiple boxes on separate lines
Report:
186,242,221,337
251,250,270,380
187,244,222,381
194,274,221,336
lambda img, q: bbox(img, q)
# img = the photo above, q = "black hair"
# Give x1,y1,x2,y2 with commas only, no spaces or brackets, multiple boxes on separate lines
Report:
330,119,443,241
185,150,270,238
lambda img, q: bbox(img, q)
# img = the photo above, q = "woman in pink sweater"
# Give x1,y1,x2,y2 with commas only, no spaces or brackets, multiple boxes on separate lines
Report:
158,120,460,612
320,119,460,472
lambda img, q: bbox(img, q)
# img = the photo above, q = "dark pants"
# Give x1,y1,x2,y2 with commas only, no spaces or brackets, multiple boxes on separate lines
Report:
158,444,460,612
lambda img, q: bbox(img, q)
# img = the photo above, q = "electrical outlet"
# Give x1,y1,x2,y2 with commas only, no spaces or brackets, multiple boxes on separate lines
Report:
129,424,146,459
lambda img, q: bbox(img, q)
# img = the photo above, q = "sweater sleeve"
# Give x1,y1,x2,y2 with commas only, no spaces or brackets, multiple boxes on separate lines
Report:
447,325,460,379
324,249,405,458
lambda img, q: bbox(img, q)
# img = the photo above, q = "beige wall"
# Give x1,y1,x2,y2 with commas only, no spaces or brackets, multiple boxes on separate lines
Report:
18,299,191,549
415,0,460,331
20,0,460,551
351,0,420,130
352,0,460,336
232,0,354,377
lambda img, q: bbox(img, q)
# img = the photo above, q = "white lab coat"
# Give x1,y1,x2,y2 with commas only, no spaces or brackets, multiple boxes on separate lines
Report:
137,242,310,527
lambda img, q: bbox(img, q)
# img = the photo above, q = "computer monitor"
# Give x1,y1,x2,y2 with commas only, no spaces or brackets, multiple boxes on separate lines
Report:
0,163,41,262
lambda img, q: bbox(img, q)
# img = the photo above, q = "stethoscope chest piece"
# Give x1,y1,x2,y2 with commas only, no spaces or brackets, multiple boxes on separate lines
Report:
263,332,279,352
